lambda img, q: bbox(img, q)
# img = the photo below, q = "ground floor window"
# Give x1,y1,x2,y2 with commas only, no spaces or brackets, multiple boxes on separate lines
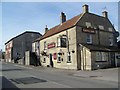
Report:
96,52,108,61
67,52,71,63
43,58,46,63
57,54,61,63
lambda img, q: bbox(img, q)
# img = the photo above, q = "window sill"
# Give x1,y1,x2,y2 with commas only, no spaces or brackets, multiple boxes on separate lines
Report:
67,61,71,63
57,61,61,63
95,61,107,62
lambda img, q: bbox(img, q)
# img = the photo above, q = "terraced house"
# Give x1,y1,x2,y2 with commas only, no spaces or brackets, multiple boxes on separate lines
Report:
39,4,120,70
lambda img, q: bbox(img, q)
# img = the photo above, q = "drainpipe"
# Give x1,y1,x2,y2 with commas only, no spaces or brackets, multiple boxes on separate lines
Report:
66,30,70,61
97,27,100,45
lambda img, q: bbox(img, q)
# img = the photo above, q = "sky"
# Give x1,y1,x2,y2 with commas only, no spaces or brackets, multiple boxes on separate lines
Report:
1,1,120,51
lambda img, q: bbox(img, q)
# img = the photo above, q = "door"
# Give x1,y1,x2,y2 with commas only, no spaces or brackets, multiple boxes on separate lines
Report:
50,54,53,67
111,53,115,67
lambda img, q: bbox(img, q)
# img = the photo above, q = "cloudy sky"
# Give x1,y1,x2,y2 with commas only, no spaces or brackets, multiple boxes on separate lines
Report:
1,1,120,51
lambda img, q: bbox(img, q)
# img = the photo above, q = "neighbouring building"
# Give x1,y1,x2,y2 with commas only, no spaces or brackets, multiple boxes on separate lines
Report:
39,4,120,70
27,37,43,66
5,31,42,64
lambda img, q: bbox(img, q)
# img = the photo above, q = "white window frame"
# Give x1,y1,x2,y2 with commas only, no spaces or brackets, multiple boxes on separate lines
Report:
98,25,104,30
108,27,113,32
44,41,47,50
96,52,108,61
109,37,113,46
57,37,61,47
85,22,91,28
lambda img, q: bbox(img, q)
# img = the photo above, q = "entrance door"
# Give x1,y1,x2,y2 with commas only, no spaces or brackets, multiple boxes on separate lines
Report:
50,54,53,67
111,53,115,67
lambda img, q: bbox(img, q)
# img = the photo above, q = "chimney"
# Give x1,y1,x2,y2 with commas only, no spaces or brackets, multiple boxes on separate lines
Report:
102,11,108,18
45,25,48,33
82,4,89,13
60,12,66,24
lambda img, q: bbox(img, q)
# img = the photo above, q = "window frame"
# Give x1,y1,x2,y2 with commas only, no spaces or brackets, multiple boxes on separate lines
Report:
57,37,67,48
44,41,47,50
96,52,108,62
86,34,92,44
85,22,91,28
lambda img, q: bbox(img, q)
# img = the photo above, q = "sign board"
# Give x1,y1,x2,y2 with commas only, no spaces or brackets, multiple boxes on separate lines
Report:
48,43,56,49
82,28,96,34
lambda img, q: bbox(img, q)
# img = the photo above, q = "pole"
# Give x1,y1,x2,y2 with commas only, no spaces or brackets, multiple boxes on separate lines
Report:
66,30,70,62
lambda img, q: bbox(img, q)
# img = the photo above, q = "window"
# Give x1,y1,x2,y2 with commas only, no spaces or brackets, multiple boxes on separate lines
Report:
85,22,91,28
43,58,46,63
108,28,113,32
61,38,66,47
102,52,108,61
98,25,104,30
67,52,71,63
109,37,113,46
96,52,102,61
96,52,108,61
86,34,92,44
57,37,66,48
44,41,47,49
57,54,61,62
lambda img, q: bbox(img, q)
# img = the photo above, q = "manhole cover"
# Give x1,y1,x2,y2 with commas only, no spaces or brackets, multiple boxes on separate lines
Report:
10,77,47,84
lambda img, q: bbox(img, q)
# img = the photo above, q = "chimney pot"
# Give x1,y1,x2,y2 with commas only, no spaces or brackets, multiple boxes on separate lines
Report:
83,4,89,13
45,25,48,33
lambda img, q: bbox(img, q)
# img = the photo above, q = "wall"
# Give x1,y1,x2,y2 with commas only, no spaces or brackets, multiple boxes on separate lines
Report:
80,45,91,70
5,41,13,62
12,32,41,63
40,27,77,69
76,13,117,47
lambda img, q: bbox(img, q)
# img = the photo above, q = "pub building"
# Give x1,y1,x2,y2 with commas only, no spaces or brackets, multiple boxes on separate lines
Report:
39,4,120,70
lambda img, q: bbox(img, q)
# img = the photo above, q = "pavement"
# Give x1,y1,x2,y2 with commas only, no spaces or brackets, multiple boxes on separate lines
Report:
73,68,118,82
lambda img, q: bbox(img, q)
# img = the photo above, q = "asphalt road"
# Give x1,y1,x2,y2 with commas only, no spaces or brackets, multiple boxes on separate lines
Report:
1,61,118,89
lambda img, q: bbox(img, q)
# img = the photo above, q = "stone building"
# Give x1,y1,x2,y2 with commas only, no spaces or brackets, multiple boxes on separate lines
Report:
5,31,42,63
40,4,120,70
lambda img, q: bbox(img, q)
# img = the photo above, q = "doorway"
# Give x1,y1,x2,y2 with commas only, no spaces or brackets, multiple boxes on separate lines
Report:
111,53,115,67
49,54,53,67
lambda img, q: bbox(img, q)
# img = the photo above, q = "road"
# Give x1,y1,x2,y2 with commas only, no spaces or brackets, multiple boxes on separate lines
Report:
0,61,118,89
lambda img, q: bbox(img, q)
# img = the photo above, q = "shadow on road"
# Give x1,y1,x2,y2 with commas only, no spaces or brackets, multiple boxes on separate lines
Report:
1,69,23,72
1,76,20,90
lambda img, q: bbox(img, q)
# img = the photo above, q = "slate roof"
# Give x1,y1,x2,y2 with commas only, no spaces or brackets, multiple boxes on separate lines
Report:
5,31,41,45
82,44,120,52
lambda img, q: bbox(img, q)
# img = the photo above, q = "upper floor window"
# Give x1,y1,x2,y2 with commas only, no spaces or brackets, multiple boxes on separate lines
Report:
85,22,91,28
44,41,47,49
86,34,92,44
57,37,66,48
109,37,113,46
108,28,113,32
98,25,104,30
